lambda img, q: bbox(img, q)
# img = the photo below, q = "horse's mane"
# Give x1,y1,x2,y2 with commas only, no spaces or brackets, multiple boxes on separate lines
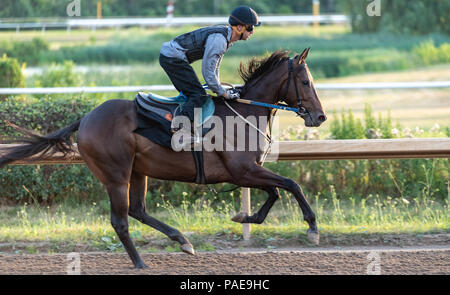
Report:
238,50,290,89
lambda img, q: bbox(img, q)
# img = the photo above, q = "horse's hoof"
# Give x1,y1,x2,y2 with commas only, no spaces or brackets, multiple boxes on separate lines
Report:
181,243,195,255
231,212,247,223
307,229,320,246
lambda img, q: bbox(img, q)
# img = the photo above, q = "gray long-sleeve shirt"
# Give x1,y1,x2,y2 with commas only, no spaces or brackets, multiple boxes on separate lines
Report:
160,27,232,96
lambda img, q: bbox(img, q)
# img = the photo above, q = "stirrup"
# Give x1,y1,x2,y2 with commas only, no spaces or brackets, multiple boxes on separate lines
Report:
170,107,191,133
172,128,203,150
171,119,193,133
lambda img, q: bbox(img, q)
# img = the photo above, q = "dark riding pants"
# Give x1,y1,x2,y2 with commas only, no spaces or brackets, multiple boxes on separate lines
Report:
159,54,208,122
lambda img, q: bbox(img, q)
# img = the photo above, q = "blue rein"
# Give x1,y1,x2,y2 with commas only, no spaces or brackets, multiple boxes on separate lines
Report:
202,84,300,114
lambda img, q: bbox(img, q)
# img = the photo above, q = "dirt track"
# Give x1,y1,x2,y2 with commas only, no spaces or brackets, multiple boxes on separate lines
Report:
0,246,448,275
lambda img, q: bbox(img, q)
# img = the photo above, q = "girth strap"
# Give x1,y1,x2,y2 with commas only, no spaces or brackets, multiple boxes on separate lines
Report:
192,150,206,184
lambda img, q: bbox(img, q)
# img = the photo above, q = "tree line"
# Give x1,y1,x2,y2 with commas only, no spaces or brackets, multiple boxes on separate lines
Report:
1,1,448,35
1,0,341,18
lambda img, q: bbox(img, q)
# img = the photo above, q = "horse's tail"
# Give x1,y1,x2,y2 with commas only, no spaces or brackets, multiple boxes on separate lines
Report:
0,119,81,168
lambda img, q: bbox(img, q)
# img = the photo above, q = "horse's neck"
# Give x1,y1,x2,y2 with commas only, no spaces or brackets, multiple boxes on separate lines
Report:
214,64,286,141
228,64,287,136
244,65,286,105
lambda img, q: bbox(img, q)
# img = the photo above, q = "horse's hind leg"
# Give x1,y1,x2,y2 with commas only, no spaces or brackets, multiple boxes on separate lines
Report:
106,182,148,269
79,155,147,268
128,170,195,255
77,100,148,268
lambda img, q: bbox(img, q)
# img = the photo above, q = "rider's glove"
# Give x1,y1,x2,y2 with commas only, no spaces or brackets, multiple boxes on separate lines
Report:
224,88,240,100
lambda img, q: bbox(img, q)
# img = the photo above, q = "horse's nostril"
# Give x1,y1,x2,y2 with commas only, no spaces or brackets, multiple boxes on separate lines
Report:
318,115,326,122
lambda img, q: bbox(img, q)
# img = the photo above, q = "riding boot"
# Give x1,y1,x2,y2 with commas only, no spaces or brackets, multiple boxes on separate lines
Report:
170,93,208,132
171,94,208,150
181,93,208,122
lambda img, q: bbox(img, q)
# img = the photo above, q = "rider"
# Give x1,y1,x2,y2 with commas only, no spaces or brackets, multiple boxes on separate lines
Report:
159,5,261,139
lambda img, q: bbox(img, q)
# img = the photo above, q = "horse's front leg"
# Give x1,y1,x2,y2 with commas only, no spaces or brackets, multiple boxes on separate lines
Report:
231,165,319,245
232,186,279,224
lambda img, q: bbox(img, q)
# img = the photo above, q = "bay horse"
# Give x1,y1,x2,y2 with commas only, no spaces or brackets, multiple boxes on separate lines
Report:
0,49,326,268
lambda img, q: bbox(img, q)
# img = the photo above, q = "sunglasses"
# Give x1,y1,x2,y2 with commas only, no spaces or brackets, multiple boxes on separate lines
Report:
245,25,254,32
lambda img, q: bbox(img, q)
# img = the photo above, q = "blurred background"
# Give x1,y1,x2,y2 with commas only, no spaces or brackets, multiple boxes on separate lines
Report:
0,1,448,241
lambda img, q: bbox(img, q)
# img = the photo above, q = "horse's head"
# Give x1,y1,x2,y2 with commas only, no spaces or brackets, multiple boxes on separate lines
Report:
280,48,326,127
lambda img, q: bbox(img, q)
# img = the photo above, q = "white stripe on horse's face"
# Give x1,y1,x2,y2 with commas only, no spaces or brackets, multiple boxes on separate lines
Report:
305,64,314,83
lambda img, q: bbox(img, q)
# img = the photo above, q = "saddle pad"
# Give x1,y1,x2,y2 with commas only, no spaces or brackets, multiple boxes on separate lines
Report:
133,92,215,149
134,96,174,148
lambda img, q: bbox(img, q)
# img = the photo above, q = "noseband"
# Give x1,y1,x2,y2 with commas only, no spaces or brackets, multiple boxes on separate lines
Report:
280,58,309,117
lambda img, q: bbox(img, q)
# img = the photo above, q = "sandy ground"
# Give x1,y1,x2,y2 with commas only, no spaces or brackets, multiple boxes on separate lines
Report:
0,245,448,275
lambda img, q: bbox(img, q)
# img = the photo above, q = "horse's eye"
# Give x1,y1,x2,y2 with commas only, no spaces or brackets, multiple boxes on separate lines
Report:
302,80,309,86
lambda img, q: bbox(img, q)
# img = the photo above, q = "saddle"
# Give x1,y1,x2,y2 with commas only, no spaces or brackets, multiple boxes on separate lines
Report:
133,91,215,184
137,92,215,125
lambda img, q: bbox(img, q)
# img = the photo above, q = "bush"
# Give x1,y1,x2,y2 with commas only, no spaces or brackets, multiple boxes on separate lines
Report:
413,40,450,65
0,38,49,66
0,54,24,100
0,95,105,204
0,95,99,138
34,61,82,88
271,105,449,202
330,104,401,140
265,157,448,203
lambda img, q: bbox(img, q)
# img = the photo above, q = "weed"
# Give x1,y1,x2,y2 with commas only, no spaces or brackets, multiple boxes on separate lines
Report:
164,244,180,253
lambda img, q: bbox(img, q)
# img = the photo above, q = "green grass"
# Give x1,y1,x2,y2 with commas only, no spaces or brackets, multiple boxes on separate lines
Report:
4,25,450,77
0,190,448,252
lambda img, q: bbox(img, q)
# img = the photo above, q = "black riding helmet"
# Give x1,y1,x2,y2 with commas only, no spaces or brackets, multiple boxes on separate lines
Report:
228,6,261,27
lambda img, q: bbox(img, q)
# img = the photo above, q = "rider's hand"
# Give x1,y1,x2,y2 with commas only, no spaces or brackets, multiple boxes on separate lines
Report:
223,88,240,100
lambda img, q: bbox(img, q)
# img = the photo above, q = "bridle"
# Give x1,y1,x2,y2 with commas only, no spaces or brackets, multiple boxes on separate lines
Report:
217,57,312,116
220,57,313,148
279,58,310,118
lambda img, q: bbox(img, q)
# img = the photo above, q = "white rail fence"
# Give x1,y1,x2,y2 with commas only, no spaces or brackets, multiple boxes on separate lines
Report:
0,15,349,32
1,81,449,95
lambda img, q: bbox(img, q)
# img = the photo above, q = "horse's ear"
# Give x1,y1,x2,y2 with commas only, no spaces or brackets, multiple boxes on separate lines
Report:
298,47,310,63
